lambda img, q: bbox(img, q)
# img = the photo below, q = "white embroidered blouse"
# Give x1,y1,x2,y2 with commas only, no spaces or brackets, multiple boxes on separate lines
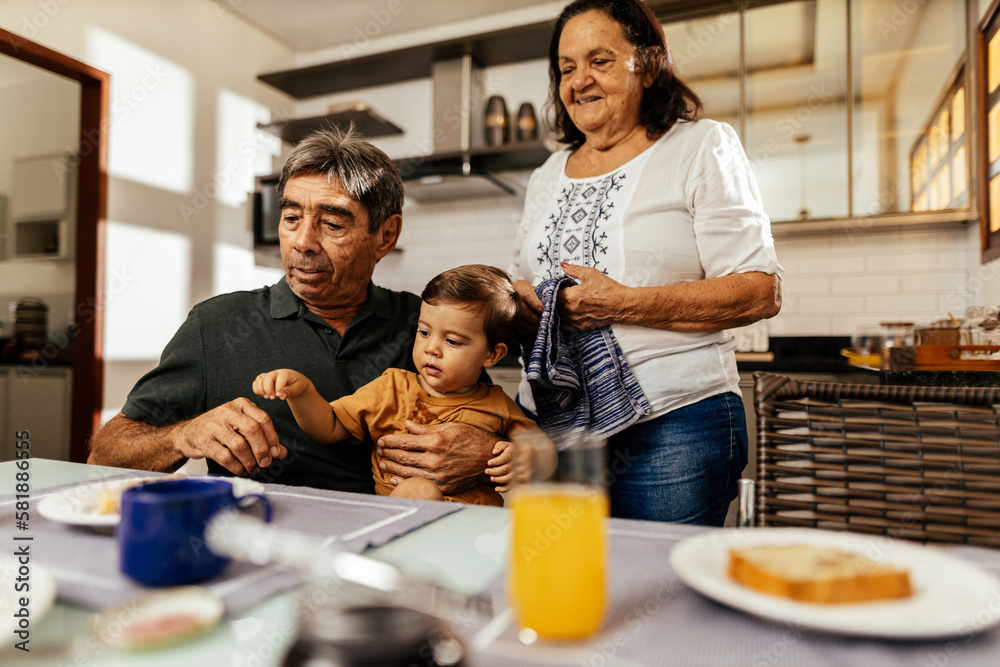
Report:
510,119,783,418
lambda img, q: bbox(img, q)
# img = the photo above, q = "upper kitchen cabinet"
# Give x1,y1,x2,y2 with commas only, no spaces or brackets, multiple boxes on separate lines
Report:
663,0,973,233
980,0,1000,261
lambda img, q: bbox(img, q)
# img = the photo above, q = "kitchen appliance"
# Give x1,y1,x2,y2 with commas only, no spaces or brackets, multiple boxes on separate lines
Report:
11,297,48,350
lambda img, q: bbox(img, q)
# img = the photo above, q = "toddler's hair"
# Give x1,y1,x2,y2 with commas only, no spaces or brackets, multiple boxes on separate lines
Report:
421,265,521,348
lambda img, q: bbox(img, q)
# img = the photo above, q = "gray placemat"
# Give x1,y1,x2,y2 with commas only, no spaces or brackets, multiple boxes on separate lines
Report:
468,519,1000,667
0,473,462,614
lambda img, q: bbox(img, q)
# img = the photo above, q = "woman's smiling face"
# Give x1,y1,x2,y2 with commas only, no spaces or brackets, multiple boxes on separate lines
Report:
557,9,650,138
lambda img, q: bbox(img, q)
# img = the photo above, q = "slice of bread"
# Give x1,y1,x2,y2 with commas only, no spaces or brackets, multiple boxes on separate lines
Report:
728,544,912,604
95,474,184,515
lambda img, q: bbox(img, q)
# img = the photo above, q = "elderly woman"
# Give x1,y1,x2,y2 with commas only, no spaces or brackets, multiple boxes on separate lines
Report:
510,0,782,526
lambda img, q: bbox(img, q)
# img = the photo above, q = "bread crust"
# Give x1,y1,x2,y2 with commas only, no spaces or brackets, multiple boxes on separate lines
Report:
728,544,912,604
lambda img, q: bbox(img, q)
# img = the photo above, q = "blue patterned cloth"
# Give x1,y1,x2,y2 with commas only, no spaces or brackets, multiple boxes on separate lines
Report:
522,274,651,447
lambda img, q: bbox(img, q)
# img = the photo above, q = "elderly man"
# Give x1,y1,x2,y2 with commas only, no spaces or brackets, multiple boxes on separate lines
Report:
88,129,495,494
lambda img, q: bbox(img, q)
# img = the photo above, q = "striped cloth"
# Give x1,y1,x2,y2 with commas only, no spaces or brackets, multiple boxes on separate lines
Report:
522,274,650,447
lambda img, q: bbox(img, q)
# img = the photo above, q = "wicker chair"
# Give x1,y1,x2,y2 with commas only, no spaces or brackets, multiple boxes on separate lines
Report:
753,372,1000,548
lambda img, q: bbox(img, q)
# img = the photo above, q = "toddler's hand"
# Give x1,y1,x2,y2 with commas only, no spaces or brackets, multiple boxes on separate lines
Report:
486,440,513,493
253,369,309,400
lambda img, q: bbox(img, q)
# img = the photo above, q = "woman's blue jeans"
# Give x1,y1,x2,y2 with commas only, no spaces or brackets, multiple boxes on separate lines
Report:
606,392,748,526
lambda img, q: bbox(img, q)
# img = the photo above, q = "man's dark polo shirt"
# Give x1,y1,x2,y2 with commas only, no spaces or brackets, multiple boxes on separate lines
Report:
121,279,421,493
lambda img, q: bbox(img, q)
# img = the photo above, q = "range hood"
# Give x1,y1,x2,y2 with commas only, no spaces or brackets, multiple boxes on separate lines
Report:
395,54,549,203
403,165,515,204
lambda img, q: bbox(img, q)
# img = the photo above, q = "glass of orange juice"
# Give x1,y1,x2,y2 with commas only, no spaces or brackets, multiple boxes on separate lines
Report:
508,434,608,643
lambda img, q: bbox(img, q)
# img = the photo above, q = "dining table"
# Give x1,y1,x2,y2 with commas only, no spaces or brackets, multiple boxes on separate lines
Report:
3,458,1000,666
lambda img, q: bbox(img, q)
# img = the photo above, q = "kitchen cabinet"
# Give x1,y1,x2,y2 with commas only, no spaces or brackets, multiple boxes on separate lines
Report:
8,153,76,260
0,366,72,462
982,2,1000,261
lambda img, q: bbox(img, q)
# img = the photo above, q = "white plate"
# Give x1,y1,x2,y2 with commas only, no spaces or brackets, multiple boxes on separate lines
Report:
0,556,56,640
37,476,265,527
670,527,1000,639
93,586,224,650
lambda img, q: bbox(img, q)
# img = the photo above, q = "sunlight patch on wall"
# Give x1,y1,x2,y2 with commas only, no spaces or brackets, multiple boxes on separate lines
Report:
104,221,191,361
216,90,281,208
85,26,194,194
214,243,283,296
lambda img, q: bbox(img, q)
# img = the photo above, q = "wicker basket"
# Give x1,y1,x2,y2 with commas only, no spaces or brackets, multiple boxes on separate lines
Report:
753,372,1000,547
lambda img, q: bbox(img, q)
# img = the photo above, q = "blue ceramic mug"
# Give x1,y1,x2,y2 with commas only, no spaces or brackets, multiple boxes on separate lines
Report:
119,477,272,586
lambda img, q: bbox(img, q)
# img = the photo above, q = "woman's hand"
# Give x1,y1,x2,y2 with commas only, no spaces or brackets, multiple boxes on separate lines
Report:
557,262,628,331
512,279,544,336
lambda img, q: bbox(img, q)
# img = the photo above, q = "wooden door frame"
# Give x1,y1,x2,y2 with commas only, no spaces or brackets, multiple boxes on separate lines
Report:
0,27,108,462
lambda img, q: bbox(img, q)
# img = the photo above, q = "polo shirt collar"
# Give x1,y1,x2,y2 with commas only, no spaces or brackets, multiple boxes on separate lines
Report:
270,277,393,321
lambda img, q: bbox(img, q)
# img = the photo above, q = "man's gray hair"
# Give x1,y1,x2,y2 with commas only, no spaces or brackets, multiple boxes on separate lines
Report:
276,126,404,233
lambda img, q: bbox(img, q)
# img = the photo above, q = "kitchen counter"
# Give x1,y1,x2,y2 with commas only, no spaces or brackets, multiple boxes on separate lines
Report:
879,368,1000,386
735,335,858,374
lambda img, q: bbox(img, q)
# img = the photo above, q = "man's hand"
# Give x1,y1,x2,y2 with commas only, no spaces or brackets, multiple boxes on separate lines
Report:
175,398,287,476
376,420,497,495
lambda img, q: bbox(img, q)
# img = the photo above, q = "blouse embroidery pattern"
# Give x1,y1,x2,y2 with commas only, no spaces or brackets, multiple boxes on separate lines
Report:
535,170,627,279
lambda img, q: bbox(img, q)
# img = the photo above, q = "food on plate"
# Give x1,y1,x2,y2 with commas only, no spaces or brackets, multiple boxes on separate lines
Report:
728,544,912,604
94,587,224,650
95,474,184,515
123,612,210,644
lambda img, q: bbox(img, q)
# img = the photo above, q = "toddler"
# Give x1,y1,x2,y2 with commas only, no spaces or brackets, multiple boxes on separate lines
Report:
253,264,543,505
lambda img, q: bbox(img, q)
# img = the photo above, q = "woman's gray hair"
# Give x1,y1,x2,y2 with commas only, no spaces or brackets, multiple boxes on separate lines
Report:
276,126,404,233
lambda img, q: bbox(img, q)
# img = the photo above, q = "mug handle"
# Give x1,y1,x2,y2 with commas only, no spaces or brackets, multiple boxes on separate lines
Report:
238,493,273,522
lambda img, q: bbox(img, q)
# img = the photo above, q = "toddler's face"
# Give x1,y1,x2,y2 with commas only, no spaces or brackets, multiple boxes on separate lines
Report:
412,301,504,397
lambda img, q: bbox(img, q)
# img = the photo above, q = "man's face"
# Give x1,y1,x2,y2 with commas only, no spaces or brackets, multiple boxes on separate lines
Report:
278,173,396,310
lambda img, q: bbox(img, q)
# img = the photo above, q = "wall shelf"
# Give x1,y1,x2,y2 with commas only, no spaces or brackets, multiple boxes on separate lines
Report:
396,141,551,180
257,22,553,100
257,105,403,144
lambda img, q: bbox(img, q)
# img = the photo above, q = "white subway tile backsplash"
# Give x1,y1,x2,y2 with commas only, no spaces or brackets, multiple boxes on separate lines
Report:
901,272,967,292
833,316,887,335
797,296,860,314
938,250,970,270
785,276,830,294
768,316,832,335
865,294,939,315
864,253,937,273
795,256,865,274
832,275,898,293
773,235,832,256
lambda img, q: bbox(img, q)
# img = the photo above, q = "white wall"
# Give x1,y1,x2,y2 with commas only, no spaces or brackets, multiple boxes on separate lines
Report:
0,0,292,420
